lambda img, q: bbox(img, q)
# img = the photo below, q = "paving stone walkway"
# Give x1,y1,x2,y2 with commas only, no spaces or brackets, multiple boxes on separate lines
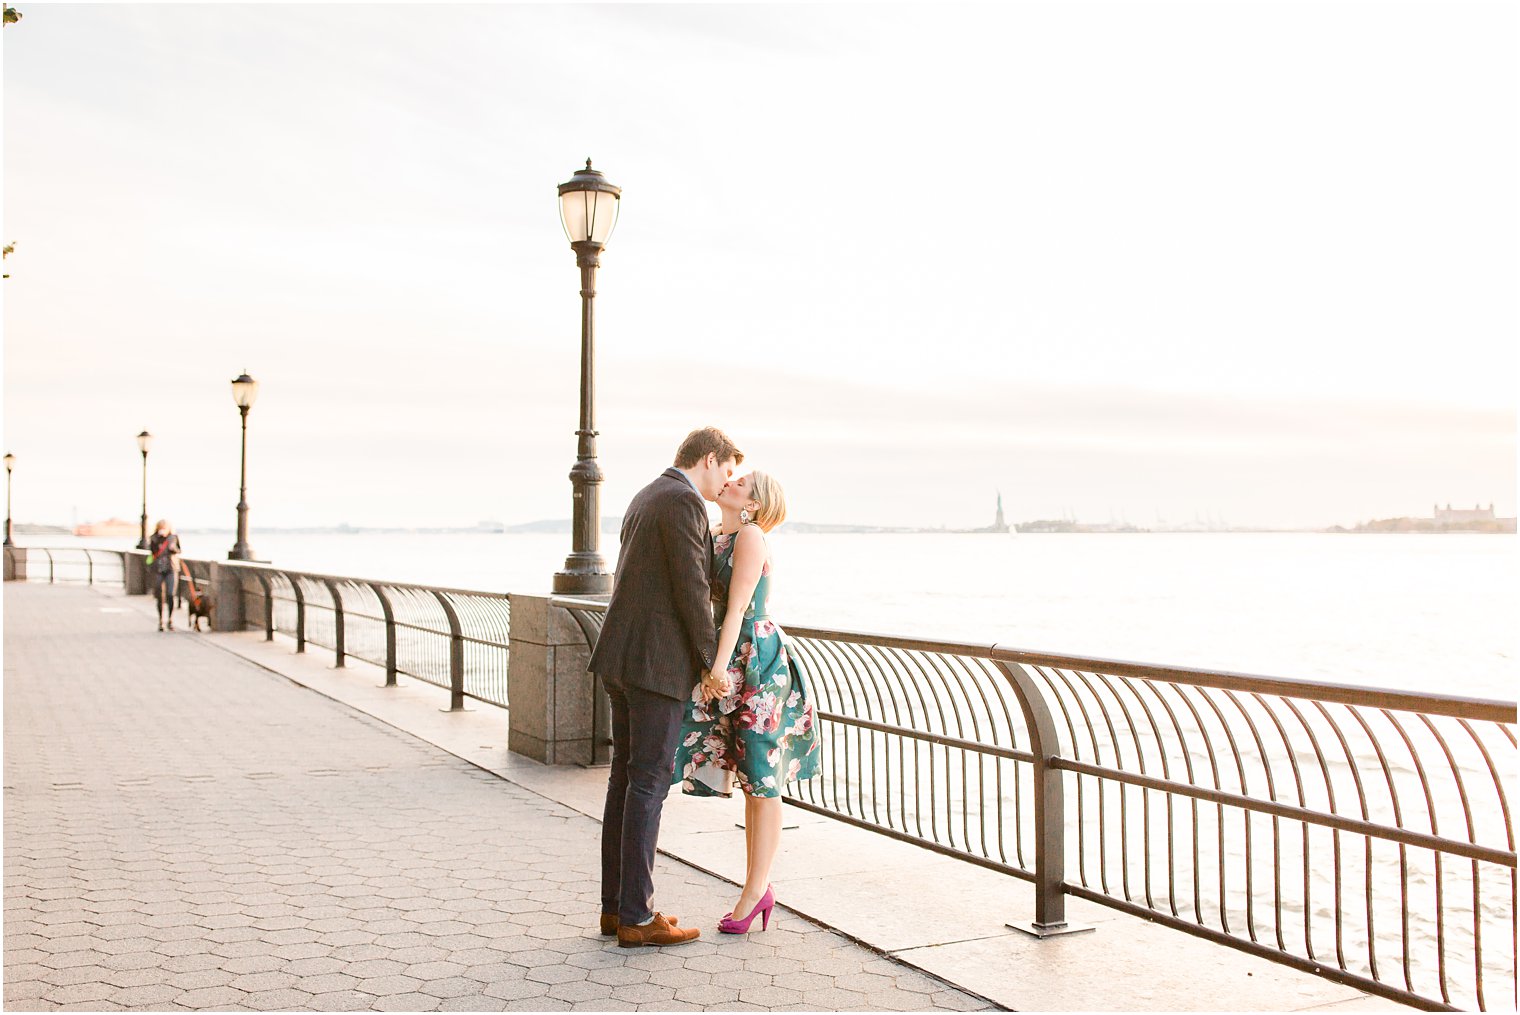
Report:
3,583,995,1012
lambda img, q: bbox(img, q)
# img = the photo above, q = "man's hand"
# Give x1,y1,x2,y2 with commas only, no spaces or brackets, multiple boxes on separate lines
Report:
700,667,733,703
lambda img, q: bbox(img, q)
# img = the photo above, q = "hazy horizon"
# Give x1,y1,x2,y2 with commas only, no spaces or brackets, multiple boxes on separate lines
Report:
4,3,1515,533
13,462,1515,536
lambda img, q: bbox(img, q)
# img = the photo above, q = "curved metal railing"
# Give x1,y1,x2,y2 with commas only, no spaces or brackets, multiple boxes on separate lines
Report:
226,563,511,709
15,546,1514,1008
1006,647,1514,1013
4,546,127,587
553,597,1516,1012
4,549,512,709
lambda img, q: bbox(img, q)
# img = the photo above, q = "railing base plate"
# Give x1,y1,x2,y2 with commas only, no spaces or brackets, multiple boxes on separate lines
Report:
1006,919,1095,938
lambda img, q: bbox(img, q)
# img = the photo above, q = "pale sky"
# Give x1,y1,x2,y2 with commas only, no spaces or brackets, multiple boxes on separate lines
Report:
3,1,1515,531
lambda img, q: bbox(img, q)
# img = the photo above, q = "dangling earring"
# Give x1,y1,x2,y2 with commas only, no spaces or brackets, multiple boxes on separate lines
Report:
739,509,751,525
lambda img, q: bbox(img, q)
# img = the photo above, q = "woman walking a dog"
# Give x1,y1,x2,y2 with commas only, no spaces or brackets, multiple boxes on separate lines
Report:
147,519,181,631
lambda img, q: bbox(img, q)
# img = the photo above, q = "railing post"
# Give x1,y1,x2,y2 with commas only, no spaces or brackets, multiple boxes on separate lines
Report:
45,548,54,584
995,657,1093,938
369,583,397,687
432,591,466,711
292,575,306,653
85,550,94,586
323,578,345,668
253,571,274,639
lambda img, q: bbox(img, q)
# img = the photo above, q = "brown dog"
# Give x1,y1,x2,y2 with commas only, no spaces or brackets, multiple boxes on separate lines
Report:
186,589,215,631
178,562,215,631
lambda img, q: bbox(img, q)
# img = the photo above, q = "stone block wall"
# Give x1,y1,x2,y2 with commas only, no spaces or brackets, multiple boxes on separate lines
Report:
506,593,601,766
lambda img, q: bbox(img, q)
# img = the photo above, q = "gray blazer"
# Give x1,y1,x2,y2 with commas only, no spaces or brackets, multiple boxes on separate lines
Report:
589,468,717,701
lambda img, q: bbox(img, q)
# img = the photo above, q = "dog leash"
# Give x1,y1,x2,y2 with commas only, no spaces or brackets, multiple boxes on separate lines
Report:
178,560,204,609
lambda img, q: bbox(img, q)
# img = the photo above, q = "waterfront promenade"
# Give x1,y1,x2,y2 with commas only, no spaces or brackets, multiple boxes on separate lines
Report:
4,581,1410,1011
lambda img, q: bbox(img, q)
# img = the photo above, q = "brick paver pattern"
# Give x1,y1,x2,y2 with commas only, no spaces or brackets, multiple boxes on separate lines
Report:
3,584,994,1012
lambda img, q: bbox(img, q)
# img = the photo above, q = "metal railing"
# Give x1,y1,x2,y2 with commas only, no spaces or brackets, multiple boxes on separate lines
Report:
223,562,510,710
4,546,126,587
16,546,1514,1009
554,597,1516,1012
4,549,511,710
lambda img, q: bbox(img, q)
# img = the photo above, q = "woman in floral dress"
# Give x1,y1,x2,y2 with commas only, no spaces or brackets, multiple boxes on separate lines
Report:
672,470,820,933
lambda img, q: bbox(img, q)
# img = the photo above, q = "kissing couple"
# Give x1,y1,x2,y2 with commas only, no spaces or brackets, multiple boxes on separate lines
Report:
590,426,822,947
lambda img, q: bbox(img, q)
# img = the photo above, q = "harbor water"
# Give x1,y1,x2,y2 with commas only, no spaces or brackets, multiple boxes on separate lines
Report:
39,529,1516,699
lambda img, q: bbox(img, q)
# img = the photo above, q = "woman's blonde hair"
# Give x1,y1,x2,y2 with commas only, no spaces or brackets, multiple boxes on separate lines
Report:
154,519,172,533
746,471,787,532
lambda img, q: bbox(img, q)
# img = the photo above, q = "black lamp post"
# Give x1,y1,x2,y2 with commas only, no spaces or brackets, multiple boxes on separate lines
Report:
552,158,620,595
136,431,153,549
228,373,259,561
4,453,14,548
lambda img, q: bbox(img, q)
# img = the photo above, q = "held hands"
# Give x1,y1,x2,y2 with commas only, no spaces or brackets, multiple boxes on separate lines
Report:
700,667,733,704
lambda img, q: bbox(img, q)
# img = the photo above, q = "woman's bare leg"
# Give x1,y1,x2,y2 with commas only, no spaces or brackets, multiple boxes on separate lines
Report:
737,806,755,914
732,795,781,917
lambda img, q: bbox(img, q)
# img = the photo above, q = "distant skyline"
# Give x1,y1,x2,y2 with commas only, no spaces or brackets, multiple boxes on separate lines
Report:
4,3,1515,533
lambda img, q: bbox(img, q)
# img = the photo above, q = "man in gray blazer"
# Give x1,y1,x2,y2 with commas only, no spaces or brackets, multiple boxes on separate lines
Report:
590,427,742,947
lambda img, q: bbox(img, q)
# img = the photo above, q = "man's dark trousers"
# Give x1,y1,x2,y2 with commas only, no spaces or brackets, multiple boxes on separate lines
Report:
600,675,686,925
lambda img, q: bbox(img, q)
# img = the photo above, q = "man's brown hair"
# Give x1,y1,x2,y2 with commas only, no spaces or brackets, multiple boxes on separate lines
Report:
674,427,743,469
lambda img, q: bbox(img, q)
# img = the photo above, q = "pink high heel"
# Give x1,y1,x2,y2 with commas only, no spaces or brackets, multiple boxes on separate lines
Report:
718,885,775,934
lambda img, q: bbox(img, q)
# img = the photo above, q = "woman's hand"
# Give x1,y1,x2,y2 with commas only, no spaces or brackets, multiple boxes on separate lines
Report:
700,667,733,703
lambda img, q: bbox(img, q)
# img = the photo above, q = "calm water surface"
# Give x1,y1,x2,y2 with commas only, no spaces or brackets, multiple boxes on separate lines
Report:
45,531,1517,700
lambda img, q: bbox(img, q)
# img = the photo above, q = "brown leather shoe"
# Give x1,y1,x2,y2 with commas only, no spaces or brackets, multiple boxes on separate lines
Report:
616,912,699,948
601,913,677,936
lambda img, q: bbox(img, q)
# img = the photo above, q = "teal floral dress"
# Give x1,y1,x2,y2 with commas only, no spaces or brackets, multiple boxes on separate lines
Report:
673,528,821,798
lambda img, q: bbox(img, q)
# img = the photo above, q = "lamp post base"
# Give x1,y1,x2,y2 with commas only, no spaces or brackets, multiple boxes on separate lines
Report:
228,544,257,562
552,555,612,596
